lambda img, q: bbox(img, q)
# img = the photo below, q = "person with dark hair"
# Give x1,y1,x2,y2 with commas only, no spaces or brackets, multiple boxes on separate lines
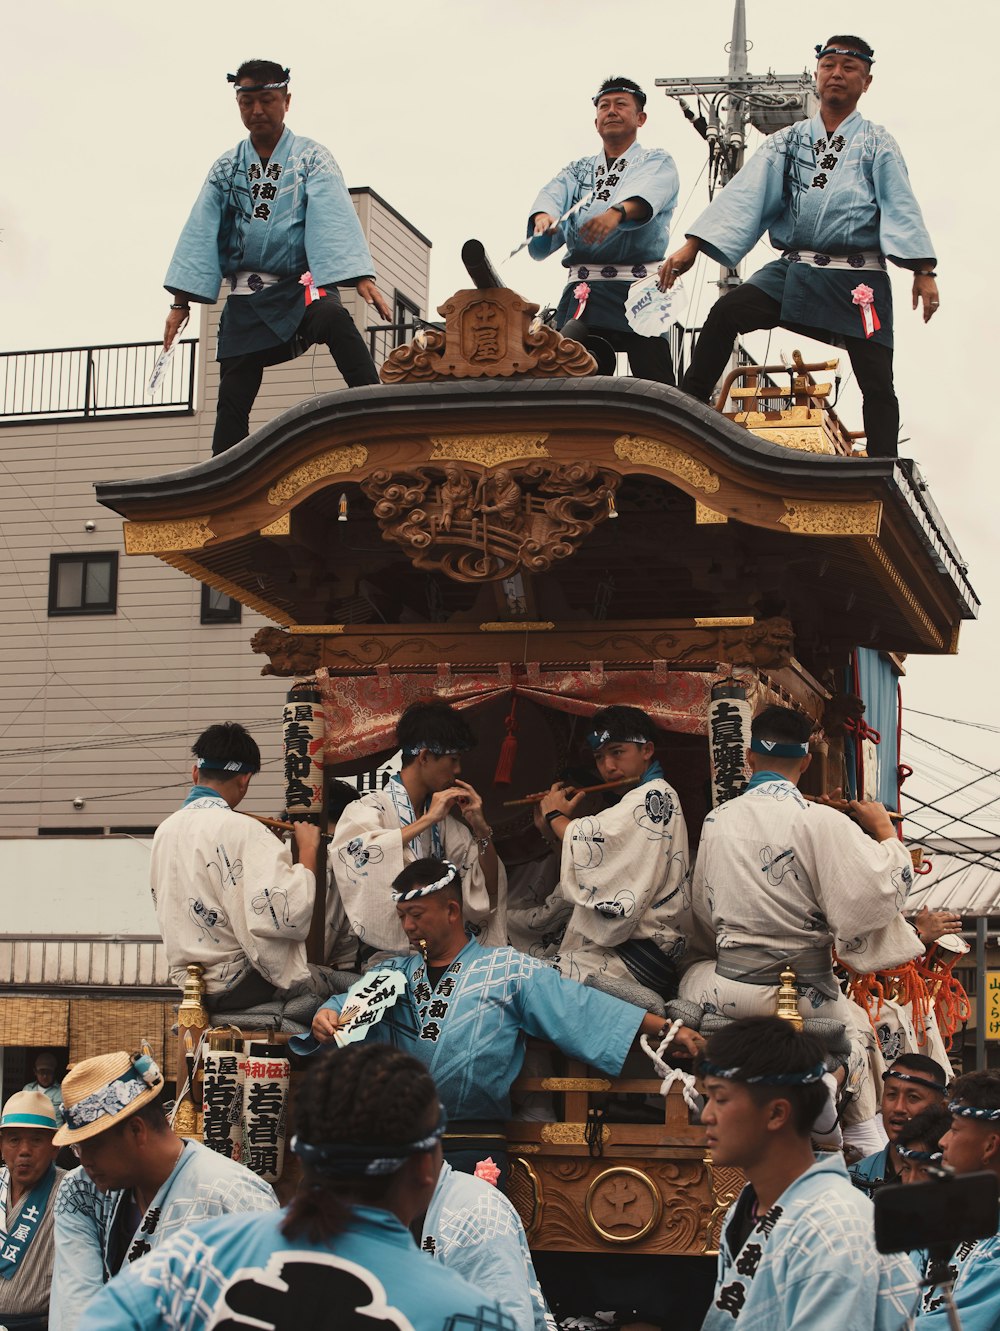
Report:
151,721,337,1013
913,1071,1000,1328
527,77,679,383
894,1104,952,1185
296,856,703,1180
530,705,697,993
660,36,938,458
24,1050,65,1124
699,1017,919,1330
51,1052,275,1331
682,703,920,1148
163,60,392,456
330,701,505,956
850,1053,949,1196
75,1046,509,1331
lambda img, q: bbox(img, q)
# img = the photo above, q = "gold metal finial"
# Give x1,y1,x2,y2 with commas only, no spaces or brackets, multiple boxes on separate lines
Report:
418,938,429,961
776,967,803,1029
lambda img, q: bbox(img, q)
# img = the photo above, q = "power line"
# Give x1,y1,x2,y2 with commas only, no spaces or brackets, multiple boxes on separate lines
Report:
905,707,1000,734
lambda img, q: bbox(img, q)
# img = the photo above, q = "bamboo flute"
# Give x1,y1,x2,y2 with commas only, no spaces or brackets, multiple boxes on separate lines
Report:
502,776,638,808
802,793,904,823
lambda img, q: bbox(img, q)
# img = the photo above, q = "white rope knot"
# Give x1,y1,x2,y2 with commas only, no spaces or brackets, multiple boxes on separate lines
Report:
640,1019,700,1111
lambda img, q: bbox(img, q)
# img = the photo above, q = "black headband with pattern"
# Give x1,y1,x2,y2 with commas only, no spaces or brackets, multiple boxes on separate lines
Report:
228,68,290,92
815,44,874,65
883,1068,948,1095
949,1099,1000,1122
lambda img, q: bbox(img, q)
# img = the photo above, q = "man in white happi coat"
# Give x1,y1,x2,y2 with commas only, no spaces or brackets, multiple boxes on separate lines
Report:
152,722,334,1013
528,75,679,383
683,703,920,1140
51,1051,275,1331
330,701,505,957
533,706,698,994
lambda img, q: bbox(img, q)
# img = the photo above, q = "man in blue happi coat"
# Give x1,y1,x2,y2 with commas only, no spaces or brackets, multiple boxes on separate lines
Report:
528,76,679,383
660,36,939,458
699,1017,919,1331
163,60,392,455
913,1071,1000,1331
849,1053,949,1198
294,857,704,1182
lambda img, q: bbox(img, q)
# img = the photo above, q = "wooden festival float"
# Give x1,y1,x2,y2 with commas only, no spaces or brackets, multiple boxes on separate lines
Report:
93,243,977,1266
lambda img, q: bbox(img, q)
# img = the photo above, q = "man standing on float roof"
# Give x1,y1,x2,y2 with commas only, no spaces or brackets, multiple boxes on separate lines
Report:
163,59,392,456
527,76,679,384
660,36,939,458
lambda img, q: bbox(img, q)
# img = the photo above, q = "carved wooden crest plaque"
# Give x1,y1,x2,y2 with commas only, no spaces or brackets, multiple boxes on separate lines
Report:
380,287,596,383
360,460,618,582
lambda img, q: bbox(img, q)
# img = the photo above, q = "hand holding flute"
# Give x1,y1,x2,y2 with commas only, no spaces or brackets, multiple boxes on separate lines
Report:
805,791,901,840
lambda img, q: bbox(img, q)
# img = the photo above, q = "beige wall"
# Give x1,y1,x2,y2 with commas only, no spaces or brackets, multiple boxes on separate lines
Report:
0,189,430,836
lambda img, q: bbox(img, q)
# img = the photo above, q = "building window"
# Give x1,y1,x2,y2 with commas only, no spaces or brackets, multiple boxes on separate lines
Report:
200,584,242,624
394,292,421,328
48,552,118,615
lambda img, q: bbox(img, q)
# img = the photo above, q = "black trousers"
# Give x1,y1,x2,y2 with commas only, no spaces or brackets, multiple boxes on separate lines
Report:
680,283,899,458
559,316,675,385
213,290,380,454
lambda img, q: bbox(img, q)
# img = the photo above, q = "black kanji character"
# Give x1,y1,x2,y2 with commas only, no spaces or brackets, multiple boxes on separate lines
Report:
246,1082,284,1117
414,982,432,1004
260,182,277,201
420,1021,441,1042
820,154,838,171
437,978,456,997
715,1282,746,1318
811,173,828,189
755,1204,783,1237
735,1242,762,1278
248,163,262,180
427,999,449,1020
253,202,271,220
265,162,282,180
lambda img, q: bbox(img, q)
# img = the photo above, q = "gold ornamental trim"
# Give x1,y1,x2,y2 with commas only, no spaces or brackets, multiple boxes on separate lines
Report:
585,1167,662,1245
614,435,720,494
260,514,291,537
124,517,214,555
509,1156,543,1241
159,553,293,627
694,616,754,628
695,502,728,525
702,1155,745,1256
429,434,550,466
290,625,346,634
267,445,369,505
779,498,881,536
540,1123,610,1146
539,1077,613,1092
747,427,836,456
863,538,944,648
479,621,555,632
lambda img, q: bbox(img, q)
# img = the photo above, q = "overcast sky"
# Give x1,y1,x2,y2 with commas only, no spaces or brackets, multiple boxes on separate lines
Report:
3,0,995,836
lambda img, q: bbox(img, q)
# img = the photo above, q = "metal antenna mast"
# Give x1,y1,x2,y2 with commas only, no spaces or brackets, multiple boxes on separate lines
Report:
655,0,817,366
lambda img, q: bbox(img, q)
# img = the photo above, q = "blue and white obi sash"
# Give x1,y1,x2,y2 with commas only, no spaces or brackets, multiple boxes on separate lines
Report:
0,1165,57,1279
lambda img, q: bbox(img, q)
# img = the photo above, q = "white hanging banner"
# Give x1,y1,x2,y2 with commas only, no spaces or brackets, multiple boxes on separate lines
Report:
708,682,752,807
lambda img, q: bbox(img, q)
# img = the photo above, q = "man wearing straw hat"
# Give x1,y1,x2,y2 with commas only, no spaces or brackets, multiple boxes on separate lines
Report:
0,1089,65,1331
50,1050,276,1331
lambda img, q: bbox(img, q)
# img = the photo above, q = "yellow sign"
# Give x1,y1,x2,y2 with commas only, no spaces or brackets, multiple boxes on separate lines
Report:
985,970,1000,1041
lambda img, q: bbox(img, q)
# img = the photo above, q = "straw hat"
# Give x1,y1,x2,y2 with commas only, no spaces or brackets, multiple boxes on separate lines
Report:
53,1050,164,1146
0,1090,59,1133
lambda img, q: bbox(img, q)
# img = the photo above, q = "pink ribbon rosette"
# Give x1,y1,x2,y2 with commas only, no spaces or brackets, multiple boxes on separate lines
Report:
300,270,326,306
851,283,881,339
572,282,591,319
473,1156,501,1186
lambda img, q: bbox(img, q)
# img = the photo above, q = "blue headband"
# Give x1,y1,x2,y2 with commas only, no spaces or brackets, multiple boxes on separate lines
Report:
400,742,471,758
750,737,810,758
883,1068,947,1095
586,729,650,752
895,1144,943,1164
291,1107,446,1178
196,757,259,775
700,1060,826,1086
949,1100,1000,1122
815,44,874,65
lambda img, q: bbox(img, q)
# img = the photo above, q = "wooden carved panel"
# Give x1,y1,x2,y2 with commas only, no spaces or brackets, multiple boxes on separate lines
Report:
380,288,596,383
360,461,617,583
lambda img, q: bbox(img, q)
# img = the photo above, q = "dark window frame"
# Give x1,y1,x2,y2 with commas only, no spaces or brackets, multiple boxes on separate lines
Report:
394,291,421,326
47,551,119,616
200,583,242,625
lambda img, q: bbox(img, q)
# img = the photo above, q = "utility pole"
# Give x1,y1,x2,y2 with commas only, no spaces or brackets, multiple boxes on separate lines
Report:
655,0,816,394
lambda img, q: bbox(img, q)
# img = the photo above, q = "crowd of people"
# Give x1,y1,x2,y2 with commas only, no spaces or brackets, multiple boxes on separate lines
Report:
166,38,938,460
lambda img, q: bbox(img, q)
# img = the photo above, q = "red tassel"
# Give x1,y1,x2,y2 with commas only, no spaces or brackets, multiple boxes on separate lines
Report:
493,694,519,786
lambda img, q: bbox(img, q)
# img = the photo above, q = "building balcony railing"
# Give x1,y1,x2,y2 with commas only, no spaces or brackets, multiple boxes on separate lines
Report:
0,339,197,424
